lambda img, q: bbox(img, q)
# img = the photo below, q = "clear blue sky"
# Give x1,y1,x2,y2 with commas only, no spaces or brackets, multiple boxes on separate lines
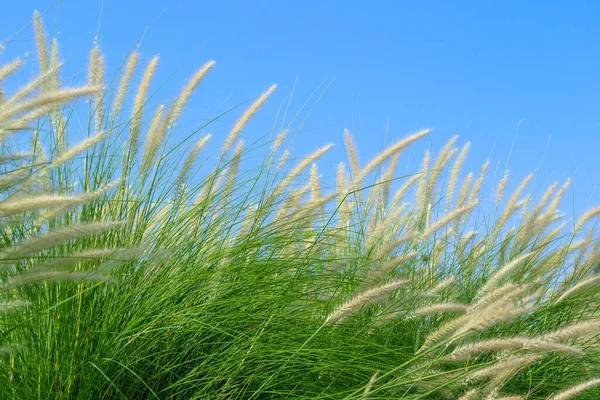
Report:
3,0,600,217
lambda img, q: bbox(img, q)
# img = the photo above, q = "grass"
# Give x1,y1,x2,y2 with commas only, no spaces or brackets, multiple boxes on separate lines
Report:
0,10,599,399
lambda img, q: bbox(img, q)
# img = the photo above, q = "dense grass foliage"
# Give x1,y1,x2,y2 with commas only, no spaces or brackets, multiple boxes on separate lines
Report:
0,11,599,399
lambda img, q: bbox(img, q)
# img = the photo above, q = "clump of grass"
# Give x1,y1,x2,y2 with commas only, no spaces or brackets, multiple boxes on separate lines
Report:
0,10,598,399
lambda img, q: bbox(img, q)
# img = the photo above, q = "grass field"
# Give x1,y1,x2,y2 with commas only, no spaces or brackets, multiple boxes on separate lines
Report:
0,11,598,399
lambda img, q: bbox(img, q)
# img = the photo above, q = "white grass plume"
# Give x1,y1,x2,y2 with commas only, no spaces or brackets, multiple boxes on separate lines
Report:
169,60,215,126
112,51,139,121
221,84,276,155
326,278,409,325
447,337,582,362
547,378,600,400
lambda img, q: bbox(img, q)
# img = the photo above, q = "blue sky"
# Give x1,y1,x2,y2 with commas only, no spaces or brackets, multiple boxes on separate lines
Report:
3,0,600,218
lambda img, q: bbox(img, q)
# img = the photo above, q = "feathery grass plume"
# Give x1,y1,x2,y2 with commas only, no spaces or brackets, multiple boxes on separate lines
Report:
447,142,470,209
0,194,85,217
424,135,458,205
0,300,30,313
344,129,360,179
274,181,311,221
277,148,290,171
460,230,478,246
495,170,509,206
174,134,212,189
271,129,288,154
457,172,473,209
431,275,456,294
0,58,23,84
458,389,479,400
420,313,471,351
111,51,139,120
574,206,600,234
140,104,166,175
465,354,542,382
336,162,350,226
0,86,101,123
471,283,529,310
290,193,336,226
422,201,478,239
88,45,106,133
478,252,534,297
369,250,418,282
276,144,334,198
546,178,571,215
33,11,49,77
364,370,379,394
193,168,228,207
169,60,215,126
547,378,600,400
379,151,402,207
414,149,431,217
0,221,125,264
239,203,257,236
354,129,430,190
452,302,530,341
515,180,568,248
468,160,490,204
371,233,418,262
310,163,321,201
391,174,420,208
0,61,64,110
129,55,159,160
224,140,244,195
0,248,138,291
447,338,582,362
557,275,600,302
49,39,60,92
221,84,277,155
326,278,409,325
1,269,111,290
365,202,409,248
50,130,108,168
541,321,600,343
0,103,59,142
410,303,469,318
36,181,121,223
580,238,600,273
492,173,534,241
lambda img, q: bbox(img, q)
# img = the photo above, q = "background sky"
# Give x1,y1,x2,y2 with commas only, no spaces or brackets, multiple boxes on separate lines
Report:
2,0,600,219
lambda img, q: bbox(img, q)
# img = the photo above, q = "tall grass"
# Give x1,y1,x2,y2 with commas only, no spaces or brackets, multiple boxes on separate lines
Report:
0,11,598,399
